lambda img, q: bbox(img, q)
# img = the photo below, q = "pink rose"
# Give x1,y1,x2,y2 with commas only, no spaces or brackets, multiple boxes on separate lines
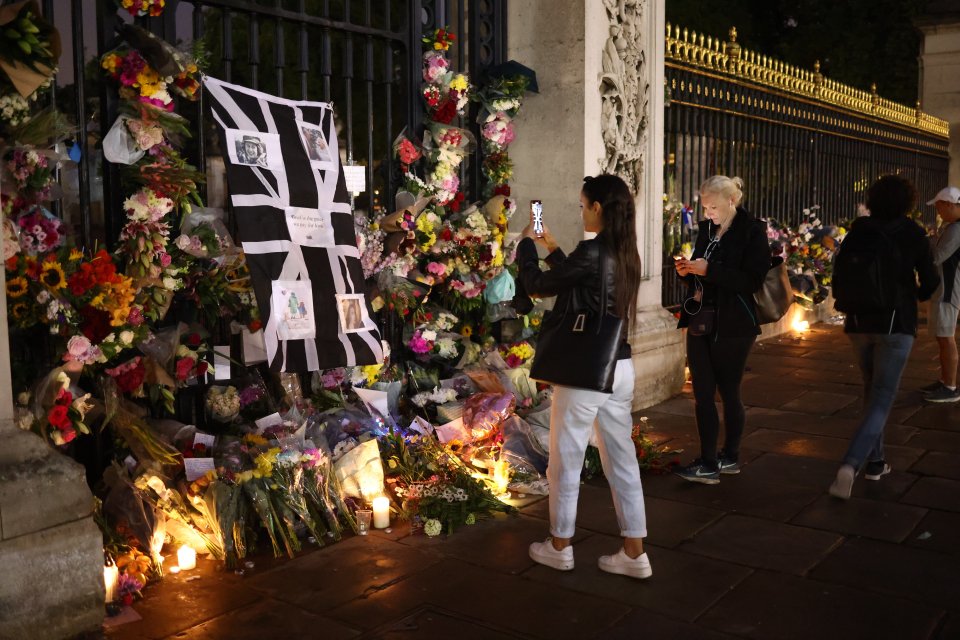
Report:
159,252,172,267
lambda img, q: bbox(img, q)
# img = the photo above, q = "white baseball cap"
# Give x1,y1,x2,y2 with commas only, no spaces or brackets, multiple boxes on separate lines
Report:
926,186,960,205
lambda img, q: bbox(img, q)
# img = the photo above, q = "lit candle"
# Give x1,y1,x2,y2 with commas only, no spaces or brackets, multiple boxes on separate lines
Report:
177,545,197,571
103,563,119,603
372,496,390,529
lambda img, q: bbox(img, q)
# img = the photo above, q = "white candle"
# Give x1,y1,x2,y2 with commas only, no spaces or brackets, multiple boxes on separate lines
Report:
103,564,119,602
177,545,197,571
372,496,390,529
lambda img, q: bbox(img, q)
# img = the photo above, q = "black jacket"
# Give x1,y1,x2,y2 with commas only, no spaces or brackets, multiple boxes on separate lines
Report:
676,207,770,339
840,216,939,335
514,235,631,360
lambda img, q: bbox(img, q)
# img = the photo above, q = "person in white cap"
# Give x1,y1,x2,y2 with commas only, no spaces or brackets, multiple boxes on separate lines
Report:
921,186,960,403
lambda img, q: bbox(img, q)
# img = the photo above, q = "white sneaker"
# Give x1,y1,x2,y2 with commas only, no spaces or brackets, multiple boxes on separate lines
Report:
598,549,652,579
529,538,574,571
829,464,855,500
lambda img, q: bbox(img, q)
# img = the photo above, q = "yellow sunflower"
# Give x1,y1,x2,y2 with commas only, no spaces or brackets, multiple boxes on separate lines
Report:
6,276,28,299
39,261,67,290
10,301,27,320
460,325,473,338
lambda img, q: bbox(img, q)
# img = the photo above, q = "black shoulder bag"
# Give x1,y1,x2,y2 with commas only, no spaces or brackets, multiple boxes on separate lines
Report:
529,247,625,393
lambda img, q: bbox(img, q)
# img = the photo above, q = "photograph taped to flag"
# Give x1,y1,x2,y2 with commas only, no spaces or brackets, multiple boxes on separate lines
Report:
297,120,335,168
336,293,373,334
204,75,383,372
225,129,284,171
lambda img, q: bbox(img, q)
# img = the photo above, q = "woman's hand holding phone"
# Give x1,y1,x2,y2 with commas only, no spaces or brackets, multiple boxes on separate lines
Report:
521,201,558,252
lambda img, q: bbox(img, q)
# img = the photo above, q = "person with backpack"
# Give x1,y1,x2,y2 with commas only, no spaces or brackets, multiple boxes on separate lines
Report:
920,186,960,403
674,176,770,484
829,175,940,499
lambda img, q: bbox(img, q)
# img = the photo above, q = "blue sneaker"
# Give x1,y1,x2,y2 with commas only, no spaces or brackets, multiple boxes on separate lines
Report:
717,453,741,475
675,459,720,485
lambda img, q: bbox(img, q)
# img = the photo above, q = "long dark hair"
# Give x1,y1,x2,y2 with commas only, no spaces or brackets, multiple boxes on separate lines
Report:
582,175,642,329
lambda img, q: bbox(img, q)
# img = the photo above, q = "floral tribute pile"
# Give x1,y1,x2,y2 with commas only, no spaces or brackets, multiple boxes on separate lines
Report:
3,14,674,615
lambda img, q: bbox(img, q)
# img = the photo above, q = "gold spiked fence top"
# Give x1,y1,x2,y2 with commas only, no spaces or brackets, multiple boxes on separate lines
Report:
666,24,949,138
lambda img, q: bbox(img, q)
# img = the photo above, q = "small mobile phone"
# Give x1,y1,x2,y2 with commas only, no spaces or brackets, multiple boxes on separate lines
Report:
531,200,544,236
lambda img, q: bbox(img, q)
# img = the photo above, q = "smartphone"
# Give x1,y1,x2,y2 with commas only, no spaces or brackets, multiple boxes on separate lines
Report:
531,200,544,236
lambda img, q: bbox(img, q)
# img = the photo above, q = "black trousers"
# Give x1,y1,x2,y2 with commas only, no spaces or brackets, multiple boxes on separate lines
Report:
687,333,756,467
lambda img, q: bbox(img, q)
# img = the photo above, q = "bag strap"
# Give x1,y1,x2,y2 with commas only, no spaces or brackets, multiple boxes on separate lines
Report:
597,243,609,335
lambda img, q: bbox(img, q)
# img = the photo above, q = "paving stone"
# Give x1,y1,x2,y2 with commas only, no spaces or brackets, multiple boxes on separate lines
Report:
834,400,922,426
901,477,960,512
906,429,960,453
650,397,696,417
905,403,960,430
245,535,442,613
741,428,925,470
600,606,740,640
168,599,360,640
906,510,960,554
741,452,838,488
106,557,259,640
790,495,927,543
740,384,807,410
365,605,527,639
328,557,631,638
910,451,960,480
779,390,858,415
680,514,842,576
641,467,820,522
523,534,753,623
850,468,919,502
810,537,960,611
745,354,810,371
397,512,545,575
698,570,941,640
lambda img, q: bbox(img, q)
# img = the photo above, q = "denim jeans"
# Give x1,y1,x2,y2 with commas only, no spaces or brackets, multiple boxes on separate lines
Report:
844,333,915,469
547,359,647,539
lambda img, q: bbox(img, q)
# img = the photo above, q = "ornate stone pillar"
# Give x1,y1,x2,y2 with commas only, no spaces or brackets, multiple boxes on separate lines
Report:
0,231,104,636
509,0,684,408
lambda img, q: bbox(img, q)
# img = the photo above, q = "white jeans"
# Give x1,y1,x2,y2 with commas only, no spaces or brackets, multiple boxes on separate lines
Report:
547,359,648,539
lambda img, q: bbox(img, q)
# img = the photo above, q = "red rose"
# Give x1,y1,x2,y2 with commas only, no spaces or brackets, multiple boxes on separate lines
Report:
248,319,262,332
431,98,458,124
450,192,465,212
493,184,512,197
196,360,209,377
187,333,202,347
48,405,71,430
440,228,453,241
79,306,112,344
55,388,73,407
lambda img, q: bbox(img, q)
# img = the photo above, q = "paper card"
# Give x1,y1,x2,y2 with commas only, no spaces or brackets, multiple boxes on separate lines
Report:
409,416,434,437
242,328,268,364
435,417,469,444
255,412,283,432
225,129,284,171
354,386,390,417
284,207,336,247
193,432,216,448
296,121,335,167
213,345,231,380
271,280,316,340
184,457,216,482
335,293,372,334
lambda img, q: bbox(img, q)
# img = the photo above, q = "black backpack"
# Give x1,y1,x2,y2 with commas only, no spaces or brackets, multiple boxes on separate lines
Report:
832,221,904,314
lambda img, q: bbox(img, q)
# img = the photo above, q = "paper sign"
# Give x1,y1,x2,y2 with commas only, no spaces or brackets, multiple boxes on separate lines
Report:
271,280,316,340
435,417,470,444
255,412,283,432
409,416,434,437
193,432,216,448
242,328,268,364
284,207,336,247
335,293,371,334
296,120,335,167
354,386,389,417
225,128,284,171
184,457,216,482
213,345,231,380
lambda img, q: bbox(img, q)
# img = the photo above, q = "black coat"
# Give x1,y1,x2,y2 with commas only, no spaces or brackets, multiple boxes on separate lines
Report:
676,207,770,339
840,216,939,335
514,235,631,360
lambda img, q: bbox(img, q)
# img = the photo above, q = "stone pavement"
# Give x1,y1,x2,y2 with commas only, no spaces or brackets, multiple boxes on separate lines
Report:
102,324,960,640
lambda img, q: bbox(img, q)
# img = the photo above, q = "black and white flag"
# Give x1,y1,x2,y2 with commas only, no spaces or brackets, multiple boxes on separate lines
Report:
204,76,383,372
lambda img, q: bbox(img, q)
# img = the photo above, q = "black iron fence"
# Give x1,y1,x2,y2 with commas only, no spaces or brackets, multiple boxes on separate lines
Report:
662,26,951,309
43,0,506,248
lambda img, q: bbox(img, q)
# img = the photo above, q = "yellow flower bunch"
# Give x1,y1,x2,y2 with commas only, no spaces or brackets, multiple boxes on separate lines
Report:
361,364,383,385
39,259,66,290
242,433,268,447
255,447,281,477
450,74,468,92
101,53,122,74
507,342,534,361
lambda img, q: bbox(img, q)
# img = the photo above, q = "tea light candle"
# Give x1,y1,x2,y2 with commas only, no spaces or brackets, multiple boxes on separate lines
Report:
177,545,197,571
103,563,119,603
372,496,390,529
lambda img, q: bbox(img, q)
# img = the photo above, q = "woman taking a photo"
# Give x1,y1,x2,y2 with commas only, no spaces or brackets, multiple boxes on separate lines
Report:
675,176,769,484
515,174,651,579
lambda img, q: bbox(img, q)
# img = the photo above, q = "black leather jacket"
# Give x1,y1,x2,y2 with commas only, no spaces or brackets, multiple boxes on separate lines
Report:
514,235,631,359
676,207,770,339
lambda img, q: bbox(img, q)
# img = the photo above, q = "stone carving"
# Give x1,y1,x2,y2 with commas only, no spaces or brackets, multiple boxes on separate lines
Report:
599,0,649,193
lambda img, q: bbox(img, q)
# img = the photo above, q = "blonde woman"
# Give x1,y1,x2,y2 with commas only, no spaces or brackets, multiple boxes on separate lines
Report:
675,176,769,484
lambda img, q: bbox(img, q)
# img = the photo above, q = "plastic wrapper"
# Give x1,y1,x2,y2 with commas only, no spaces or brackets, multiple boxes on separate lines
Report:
176,207,236,262
500,415,548,476
462,392,515,441
103,116,145,165
333,438,385,501
464,368,507,394
236,369,275,421
487,300,518,323
101,462,161,553
2,217,20,261
483,270,516,305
